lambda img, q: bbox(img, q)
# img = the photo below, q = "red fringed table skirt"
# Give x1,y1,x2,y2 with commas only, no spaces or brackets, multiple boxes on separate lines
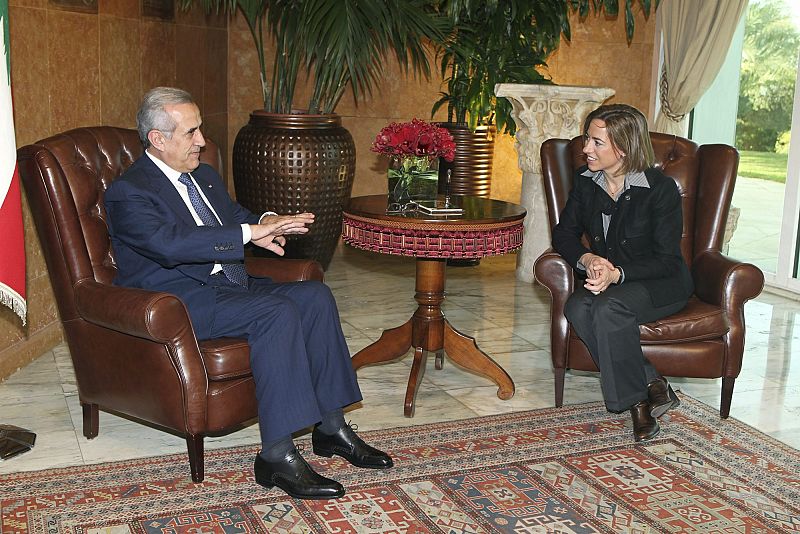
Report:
342,214,523,259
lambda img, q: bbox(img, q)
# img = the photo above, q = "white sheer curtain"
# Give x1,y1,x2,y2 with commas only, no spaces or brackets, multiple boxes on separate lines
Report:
654,0,748,135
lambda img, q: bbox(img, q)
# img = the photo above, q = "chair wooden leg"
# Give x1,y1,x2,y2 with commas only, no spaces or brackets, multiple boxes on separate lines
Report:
187,435,205,483
554,368,565,407
82,403,99,439
720,377,735,419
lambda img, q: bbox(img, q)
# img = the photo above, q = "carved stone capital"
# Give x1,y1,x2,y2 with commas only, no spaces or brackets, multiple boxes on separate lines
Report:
496,85,615,173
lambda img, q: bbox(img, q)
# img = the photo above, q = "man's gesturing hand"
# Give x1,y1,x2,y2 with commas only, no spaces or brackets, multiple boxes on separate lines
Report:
250,213,315,255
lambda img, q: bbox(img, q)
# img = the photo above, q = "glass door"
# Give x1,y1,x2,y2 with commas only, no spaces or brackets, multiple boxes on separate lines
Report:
692,0,800,293
778,62,800,292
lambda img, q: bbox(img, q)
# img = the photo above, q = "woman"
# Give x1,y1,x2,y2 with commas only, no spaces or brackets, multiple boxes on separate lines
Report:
552,103,693,441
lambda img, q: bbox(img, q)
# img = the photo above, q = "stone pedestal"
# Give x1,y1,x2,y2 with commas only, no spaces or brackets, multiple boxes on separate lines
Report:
495,84,615,282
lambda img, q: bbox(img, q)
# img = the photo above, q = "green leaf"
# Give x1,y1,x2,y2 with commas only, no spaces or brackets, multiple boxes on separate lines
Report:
625,0,634,42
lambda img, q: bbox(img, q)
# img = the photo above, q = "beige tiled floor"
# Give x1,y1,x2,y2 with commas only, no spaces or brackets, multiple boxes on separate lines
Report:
1,244,799,475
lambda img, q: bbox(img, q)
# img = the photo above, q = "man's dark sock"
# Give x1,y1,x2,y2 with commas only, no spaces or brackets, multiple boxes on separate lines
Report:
259,435,295,462
316,407,346,435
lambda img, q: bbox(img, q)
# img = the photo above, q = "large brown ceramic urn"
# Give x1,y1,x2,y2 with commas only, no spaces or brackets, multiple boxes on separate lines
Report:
436,123,495,198
232,111,356,270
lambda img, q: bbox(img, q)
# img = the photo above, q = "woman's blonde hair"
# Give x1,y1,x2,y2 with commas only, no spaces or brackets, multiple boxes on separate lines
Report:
583,104,655,174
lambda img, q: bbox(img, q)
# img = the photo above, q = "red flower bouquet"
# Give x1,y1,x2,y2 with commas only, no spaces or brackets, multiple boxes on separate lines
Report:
371,119,456,204
371,118,456,162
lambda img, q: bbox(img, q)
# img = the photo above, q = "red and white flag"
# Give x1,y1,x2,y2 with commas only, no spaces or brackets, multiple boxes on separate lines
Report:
0,1,25,325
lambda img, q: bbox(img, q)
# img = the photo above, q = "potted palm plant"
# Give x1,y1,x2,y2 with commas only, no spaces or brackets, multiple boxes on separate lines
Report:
180,0,446,269
431,0,658,198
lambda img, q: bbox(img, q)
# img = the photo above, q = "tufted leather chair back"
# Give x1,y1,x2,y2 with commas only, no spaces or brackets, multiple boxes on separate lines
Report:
18,126,220,323
540,132,739,269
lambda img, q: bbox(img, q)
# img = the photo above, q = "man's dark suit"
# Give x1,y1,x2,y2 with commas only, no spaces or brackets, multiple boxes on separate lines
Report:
104,154,362,442
551,166,693,412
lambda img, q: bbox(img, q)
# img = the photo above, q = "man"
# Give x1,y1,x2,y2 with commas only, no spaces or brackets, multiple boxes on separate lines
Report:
104,87,392,500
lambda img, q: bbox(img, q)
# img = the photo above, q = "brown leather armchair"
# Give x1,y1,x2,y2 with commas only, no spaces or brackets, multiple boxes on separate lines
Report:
18,127,324,481
534,133,764,418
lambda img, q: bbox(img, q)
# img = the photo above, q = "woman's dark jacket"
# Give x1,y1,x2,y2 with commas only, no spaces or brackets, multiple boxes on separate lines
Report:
551,165,693,307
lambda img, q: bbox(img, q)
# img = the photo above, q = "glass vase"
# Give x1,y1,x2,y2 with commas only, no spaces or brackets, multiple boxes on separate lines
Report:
388,156,439,204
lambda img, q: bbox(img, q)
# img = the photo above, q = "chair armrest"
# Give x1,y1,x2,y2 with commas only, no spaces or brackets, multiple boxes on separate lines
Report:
245,257,324,282
534,250,575,369
534,250,574,298
692,250,764,308
74,279,194,342
74,279,211,431
692,250,764,378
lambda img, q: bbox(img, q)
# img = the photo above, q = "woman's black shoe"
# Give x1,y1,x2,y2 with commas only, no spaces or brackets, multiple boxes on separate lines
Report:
254,450,344,500
630,401,660,442
648,378,680,418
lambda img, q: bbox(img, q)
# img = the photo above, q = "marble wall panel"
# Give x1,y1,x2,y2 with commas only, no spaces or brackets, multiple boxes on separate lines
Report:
203,28,227,116
175,23,206,110
226,17,262,182
227,17,261,116
342,116,391,198
202,111,228,185
99,0,138,18
9,6,50,146
47,10,101,133
100,16,140,128
174,0,203,26
549,40,650,112
140,20,176,90
8,0,45,7
0,311,24,349
333,57,442,121
174,1,227,28
24,273,58,333
568,7,656,46
20,194,45,278
201,5,227,29
547,9,657,115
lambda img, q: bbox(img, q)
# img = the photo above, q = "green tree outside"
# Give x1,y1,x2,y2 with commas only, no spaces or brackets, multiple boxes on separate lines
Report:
736,0,800,152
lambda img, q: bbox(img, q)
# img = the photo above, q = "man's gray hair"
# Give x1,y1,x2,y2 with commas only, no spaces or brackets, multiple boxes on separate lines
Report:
137,87,195,148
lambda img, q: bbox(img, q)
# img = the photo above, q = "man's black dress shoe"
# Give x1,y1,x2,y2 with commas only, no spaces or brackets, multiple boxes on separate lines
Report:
254,450,344,500
312,425,394,469
648,377,680,418
630,401,660,442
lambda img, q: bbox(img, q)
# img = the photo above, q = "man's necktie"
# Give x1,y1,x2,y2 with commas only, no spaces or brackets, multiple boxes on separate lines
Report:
178,173,248,286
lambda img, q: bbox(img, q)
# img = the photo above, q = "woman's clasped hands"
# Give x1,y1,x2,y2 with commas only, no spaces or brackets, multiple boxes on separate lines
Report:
579,252,622,294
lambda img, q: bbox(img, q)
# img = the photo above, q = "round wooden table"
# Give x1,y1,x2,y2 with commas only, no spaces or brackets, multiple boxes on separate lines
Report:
342,195,526,416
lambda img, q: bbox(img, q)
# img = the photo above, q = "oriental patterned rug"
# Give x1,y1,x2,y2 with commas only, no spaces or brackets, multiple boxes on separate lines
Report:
2,396,799,533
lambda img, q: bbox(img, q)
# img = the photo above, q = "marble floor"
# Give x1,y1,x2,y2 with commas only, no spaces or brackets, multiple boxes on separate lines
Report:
1,244,799,476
